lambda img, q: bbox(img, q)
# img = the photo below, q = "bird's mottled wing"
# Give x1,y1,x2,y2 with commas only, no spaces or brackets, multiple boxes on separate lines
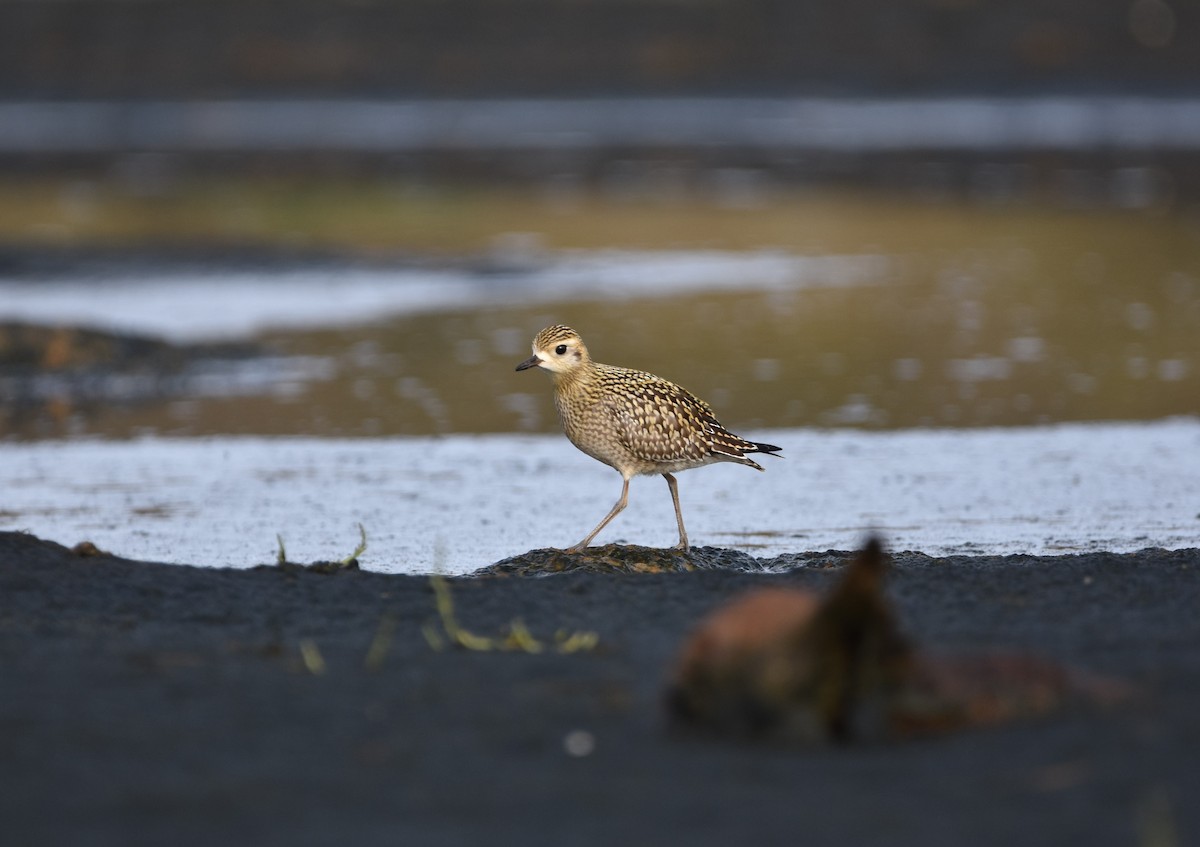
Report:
599,366,754,464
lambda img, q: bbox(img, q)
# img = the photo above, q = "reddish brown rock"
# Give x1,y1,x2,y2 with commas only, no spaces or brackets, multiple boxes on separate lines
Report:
668,538,1127,743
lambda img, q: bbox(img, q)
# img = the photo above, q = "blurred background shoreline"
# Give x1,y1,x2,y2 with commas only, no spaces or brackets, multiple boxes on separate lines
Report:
0,0,1197,441
3,0,1199,199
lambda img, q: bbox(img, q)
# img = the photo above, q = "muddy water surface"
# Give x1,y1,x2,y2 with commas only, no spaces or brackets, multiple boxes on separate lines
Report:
2,192,1198,440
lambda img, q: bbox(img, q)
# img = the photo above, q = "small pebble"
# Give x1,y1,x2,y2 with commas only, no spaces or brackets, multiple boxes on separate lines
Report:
563,729,596,757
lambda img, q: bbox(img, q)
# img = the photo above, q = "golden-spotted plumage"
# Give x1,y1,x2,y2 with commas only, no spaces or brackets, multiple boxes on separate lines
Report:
516,325,782,552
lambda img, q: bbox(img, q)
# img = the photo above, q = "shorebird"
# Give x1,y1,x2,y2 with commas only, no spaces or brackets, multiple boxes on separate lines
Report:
516,325,782,552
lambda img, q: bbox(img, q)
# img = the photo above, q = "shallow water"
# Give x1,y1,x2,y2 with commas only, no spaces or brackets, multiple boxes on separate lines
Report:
1,190,1198,566
2,206,1199,440
0,250,879,342
2,420,1197,573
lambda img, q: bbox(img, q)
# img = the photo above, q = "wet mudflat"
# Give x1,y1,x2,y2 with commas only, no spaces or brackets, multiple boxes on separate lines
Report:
1,531,1198,847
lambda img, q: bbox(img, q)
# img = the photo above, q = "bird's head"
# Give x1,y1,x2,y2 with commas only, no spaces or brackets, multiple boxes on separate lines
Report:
515,325,590,376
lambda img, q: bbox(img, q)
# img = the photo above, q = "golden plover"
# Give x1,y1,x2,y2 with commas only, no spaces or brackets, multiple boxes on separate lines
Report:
516,324,782,552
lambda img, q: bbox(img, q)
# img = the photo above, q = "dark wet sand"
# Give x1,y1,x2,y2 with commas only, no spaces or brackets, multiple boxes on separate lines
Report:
2,531,1199,847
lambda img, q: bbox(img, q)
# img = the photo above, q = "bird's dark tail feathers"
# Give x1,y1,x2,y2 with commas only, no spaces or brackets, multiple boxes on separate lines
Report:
750,441,783,459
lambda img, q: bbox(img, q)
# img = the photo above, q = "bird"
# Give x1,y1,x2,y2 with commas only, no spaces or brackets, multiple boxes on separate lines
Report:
515,324,782,552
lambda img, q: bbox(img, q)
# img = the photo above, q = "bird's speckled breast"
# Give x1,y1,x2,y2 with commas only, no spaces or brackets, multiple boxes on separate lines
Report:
554,389,639,473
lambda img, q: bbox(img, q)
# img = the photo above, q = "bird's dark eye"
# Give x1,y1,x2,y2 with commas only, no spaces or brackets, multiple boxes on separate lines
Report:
555,344,567,355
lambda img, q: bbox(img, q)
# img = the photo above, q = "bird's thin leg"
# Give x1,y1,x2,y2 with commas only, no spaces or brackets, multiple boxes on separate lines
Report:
663,472,689,551
568,476,630,552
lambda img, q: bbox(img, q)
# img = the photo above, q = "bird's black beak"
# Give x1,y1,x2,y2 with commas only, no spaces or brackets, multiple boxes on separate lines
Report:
515,355,541,372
